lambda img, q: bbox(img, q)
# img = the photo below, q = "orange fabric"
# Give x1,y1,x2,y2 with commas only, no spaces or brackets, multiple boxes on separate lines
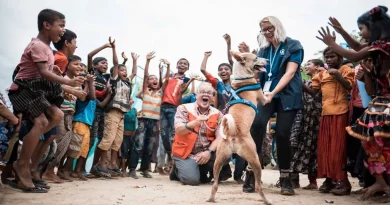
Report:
312,65,355,115
54,51,68,73
172,105,220,159
162,77,185,106
317,113,348,180
72,122,90,158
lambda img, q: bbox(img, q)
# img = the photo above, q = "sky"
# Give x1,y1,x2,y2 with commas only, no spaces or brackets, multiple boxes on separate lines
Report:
0,0,389,100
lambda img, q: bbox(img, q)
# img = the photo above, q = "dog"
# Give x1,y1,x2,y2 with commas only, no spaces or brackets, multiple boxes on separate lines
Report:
207,50,271,205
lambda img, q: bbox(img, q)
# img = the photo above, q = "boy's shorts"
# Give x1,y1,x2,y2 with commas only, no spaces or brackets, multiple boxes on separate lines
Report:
20,120,56,141
73,122,91,158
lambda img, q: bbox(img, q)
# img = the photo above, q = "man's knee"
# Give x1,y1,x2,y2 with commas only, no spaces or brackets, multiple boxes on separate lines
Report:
179,173,200,186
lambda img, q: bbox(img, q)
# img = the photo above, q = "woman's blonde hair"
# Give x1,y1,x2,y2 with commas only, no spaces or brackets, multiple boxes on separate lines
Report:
257,16,287,48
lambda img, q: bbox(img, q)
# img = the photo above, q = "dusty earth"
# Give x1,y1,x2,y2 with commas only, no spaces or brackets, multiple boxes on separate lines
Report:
0,167,383,205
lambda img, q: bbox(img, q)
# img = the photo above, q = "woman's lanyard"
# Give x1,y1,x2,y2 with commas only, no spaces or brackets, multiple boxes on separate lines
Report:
267,44,281,81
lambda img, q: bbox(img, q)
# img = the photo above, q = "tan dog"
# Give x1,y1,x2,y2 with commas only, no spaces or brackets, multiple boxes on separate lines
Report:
207,51,271,205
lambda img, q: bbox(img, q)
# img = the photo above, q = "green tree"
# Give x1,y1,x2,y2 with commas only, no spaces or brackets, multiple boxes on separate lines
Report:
301,63,311,81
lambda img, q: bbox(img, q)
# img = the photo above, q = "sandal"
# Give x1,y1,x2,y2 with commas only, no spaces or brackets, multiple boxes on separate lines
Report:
93,165,112,179
33,182,51,189
8,180,48,193
84,172,100,179
32,179,48,185
108,168,122,175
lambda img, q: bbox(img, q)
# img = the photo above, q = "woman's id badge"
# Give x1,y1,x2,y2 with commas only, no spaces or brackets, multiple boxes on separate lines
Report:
263,80,272,93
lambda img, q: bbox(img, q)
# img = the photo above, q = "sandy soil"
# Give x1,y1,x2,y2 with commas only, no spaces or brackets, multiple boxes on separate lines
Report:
0,167,381,205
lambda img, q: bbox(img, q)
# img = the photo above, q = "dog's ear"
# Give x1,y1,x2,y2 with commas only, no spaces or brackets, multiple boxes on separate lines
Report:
230,50,245,63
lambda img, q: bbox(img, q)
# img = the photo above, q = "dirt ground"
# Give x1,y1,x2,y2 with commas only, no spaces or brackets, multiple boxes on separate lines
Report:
0,167,382,205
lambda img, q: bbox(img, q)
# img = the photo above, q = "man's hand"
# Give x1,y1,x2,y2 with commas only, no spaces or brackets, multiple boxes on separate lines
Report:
204,51,212,58
131,52,139,61
196,151,211,165
146,51,156,60
223,34,231,45
195,114,209,125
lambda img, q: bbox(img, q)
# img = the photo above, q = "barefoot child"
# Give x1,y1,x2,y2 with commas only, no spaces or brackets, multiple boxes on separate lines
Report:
8,9,84,190
44,55,87,182
345,7,390,200
40,29,80,184
310,48,354,195
70,71,96,180
128,52,170,179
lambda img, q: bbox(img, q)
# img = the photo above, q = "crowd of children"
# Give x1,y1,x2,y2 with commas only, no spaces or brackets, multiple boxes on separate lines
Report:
0,5,389,202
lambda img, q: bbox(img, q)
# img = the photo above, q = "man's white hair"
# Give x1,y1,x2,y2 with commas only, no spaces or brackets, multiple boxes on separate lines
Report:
196,82,214,94
257,16,287,48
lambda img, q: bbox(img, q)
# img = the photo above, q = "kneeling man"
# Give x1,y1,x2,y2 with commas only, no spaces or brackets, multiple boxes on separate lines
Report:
170,82,230,185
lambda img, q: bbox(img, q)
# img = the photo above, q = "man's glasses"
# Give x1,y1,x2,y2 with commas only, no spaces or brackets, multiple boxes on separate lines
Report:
199,91,213,96
260,26,275,35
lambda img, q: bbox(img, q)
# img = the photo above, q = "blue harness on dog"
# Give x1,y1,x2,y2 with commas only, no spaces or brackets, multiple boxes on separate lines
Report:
227,81,261,114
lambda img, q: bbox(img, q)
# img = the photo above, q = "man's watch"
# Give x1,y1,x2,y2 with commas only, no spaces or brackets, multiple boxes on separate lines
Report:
207,149,215,154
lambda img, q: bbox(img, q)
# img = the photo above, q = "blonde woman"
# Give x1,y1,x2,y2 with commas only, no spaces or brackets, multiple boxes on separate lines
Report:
239,16,304,196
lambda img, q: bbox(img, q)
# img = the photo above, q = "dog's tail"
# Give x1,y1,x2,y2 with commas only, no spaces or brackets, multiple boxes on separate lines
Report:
220,114,237,140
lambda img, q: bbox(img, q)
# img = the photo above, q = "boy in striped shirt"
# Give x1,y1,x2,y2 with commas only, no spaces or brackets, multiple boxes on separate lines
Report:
128,52,170,178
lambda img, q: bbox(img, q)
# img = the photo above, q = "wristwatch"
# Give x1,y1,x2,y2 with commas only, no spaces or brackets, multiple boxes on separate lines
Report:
207,149,215,154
